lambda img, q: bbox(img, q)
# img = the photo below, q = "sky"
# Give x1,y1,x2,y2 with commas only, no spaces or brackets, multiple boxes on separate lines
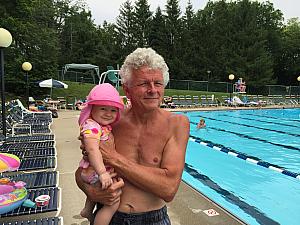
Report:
85,0,300,25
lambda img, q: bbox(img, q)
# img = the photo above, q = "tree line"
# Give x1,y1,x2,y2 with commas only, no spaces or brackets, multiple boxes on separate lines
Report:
1,0,299,96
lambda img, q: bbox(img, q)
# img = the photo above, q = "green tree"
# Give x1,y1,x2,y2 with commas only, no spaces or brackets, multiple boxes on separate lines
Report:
164,0,183,79
116,0,136,56
134,0,152,47
149,7,168,58
276,18,300,85
1,0,59,96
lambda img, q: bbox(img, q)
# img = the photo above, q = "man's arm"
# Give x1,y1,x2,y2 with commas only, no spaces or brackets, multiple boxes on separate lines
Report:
75,167,124,205
101,114,190,202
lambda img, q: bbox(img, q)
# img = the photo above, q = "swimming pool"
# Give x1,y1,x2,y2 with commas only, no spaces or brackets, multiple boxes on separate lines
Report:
180,108,300,225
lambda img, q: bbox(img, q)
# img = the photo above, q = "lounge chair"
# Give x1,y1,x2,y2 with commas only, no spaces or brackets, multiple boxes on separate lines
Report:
0,187,61,218
4,134,55,143
192,96,202,107
0,171,58,189
200,95,208,107
184,95,194,107
2,147,56,159
18,156,57,171
172,95,184,108
206,95,218,107
9,100,53,123
0,141,55,151
0,217,64,225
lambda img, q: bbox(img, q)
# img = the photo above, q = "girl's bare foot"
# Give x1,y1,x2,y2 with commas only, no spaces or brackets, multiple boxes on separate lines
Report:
80,208,93,221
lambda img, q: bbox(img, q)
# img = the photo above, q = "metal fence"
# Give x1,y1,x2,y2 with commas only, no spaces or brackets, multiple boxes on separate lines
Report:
56,71,300,96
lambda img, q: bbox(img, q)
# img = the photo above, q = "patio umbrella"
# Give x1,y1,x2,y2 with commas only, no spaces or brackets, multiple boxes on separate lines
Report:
38,79,68,97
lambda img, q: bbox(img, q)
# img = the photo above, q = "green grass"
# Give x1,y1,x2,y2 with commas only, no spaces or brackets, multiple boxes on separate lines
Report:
7,81,228,106
52,81,229,101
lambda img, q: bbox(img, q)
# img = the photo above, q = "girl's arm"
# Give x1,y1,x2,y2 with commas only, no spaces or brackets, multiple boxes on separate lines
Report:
84,138,112,189
84,138,106,175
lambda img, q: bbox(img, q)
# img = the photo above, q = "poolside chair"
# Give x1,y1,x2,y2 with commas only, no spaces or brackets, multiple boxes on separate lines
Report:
285,95,298,105
206,95,218,107
106,66,121,90
2,147,56,159
273,95,285,105
192,96,202,107
4,134,55,143
66,96,76,110
232,96,249,107
184,95,194,107
5,110,52,135
0,171,58,189
171,95,184,108
57,97,67,110
0,140,55,151
221,96,230,106
18,156,57,172
241,95,259,106
200,95,209,107
178,95,188,108
0,187,61,218
0,217,64,225
12,99,53,122
7,107,52,126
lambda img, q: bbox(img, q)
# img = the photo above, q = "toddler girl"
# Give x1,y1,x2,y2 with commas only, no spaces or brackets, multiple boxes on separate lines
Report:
78,83,124,224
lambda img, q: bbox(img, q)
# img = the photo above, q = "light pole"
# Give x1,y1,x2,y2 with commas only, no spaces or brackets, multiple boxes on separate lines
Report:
228,74,235,105
207,70,211,92
297,76,300,104
22,62,32,109
0,28,12,138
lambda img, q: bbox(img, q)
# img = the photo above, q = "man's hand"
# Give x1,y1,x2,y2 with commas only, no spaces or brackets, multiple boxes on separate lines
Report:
99,133,118,164
78,134,89,161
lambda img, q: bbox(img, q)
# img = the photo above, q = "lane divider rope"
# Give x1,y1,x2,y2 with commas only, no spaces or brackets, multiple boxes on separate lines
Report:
189,135,300,180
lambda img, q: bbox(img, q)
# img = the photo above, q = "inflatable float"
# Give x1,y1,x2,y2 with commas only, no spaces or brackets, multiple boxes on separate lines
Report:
0,153,28,214
0,153,20,172
0,179,28,214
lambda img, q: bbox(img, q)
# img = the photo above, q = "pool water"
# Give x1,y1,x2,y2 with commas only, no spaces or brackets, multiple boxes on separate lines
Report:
180,108,300,225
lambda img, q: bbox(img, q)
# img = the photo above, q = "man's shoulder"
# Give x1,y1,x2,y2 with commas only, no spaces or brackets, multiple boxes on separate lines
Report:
161,110,189,126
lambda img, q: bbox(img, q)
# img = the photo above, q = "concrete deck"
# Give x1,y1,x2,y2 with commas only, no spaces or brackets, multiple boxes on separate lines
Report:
52,110,247,225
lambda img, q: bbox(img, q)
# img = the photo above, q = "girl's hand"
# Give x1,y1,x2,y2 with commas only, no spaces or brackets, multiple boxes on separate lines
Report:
99,172,113,190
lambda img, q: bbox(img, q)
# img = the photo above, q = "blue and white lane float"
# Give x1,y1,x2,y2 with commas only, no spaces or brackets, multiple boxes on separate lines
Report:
189,135,300,180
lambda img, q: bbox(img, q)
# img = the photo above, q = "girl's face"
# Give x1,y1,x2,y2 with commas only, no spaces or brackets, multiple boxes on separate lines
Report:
91,105,118,126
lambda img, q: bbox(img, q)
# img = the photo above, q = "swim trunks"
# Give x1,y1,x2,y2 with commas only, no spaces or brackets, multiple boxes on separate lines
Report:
91,204,171,225
109,206,171,225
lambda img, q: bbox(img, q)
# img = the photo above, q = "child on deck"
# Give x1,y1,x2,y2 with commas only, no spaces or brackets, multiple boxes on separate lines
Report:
78,83,124,224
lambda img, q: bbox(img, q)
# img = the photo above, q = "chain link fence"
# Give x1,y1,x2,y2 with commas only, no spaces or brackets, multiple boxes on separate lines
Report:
57,71,300,96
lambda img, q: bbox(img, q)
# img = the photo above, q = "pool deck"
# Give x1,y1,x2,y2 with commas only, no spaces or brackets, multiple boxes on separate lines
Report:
52,109,249,225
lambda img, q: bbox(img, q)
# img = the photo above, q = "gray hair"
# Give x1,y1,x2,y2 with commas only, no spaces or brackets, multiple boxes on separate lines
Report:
119,48,169,87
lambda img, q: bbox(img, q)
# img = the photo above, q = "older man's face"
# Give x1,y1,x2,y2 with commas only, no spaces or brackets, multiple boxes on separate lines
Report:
124,66,165,110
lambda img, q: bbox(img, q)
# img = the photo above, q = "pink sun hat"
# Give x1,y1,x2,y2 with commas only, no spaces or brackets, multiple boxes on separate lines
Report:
78,83,124,126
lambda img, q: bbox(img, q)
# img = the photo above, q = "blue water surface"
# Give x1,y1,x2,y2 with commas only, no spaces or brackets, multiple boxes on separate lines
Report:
181,108,300,225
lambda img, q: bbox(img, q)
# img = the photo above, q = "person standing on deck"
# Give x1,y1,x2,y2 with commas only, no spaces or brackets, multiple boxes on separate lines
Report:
76,47,190,225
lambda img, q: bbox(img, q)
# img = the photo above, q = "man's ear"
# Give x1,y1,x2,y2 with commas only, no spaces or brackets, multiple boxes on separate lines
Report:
123,84,130,98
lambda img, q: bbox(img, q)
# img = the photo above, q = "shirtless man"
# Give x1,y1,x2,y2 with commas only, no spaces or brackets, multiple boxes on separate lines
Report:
76,47,190,224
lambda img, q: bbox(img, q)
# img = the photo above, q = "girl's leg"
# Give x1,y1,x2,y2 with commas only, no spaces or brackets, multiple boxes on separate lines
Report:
81,198,96,222
93,200,119,225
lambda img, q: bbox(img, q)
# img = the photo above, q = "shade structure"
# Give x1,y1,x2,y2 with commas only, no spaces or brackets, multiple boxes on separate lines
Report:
0,153,20,172
38,79,68,97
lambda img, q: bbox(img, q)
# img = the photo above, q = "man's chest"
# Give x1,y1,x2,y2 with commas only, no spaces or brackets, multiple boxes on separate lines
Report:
114,126,169,167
